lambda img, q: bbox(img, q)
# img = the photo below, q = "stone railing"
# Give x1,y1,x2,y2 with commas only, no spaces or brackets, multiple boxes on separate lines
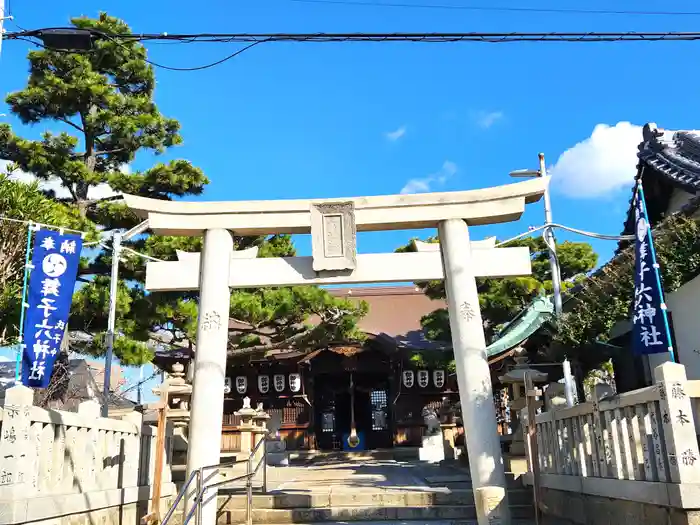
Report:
0,385,175,525
521,362,700,525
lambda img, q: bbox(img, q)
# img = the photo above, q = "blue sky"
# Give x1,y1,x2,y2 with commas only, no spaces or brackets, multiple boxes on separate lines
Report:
2,0,700,400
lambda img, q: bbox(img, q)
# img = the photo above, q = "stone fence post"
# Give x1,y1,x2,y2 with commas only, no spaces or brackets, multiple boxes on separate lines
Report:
0,385,34,522
654,362,700,484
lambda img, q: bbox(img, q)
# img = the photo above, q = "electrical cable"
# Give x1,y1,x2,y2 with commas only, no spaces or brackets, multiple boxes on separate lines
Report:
9,29,700,72
0,214,90,237
97,31,267,72
494,222,633,247
278,0,700,17
9,29,700,44
121,246,165,262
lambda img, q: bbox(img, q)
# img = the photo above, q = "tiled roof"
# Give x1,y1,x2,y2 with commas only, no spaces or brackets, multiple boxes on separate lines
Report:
638,123,700,192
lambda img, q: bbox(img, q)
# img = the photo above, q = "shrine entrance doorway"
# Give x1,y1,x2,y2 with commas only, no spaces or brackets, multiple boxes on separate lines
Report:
314,371,392,451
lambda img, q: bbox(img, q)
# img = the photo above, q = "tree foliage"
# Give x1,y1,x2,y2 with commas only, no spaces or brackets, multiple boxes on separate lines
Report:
555,214,700,350
0,175,95,344
397,235,598,342
0,13,366,367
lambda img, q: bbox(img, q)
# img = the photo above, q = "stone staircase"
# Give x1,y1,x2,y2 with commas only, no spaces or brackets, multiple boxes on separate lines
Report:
216,481,535,524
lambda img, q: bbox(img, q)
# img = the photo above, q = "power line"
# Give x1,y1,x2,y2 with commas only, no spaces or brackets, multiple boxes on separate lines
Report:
9,29,700,44
277,0,700,17
9,29,700,72
97,31,267,72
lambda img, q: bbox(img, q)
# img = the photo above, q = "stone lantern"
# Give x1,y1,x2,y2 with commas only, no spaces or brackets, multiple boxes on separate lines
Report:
499,352,548,456
234,397,258,456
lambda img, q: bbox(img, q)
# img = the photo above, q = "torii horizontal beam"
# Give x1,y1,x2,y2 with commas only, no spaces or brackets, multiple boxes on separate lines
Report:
145,247,531,291
123,177,548,236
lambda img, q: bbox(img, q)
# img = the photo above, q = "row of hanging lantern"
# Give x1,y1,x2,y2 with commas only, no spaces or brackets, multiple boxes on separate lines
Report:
402,369,445,389
224,373,303,395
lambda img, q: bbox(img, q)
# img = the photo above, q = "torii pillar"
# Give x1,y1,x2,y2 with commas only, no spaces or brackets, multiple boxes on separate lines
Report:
123,176,549,525
184,229,232,525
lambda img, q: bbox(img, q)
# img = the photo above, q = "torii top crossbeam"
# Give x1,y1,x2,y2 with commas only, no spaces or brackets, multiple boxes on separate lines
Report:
122,177,548,236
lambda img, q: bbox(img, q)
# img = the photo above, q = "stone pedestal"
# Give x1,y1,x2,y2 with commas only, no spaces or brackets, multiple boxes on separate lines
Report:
252,405,270,466
544,382,568,411
152,362,192,481
419,432,445,463
441,423,459,460
265,438,290,466
235,398,258,456
499,357,548,457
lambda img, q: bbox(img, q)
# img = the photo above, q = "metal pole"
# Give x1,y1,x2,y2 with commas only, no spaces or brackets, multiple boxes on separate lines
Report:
246,455,253,525
562,358,575,408
262,439,267,494
103,231,122,417
195,469,203,525
539,153,563,317
0,0,5,59
137,364,144,405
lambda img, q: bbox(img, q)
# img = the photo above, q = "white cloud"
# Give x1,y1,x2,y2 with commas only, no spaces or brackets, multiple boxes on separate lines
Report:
550,122,643,198
401,160,458,194
1,159,124,200
475,110,504,129
385,125,407,142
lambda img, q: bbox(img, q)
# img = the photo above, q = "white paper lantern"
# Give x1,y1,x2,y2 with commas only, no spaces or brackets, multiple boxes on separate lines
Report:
274,374,285,392
433,369,445,389
235,375,247,394
402,370,415,388
417,370,429,388
223,377,232,394
289,373,301,393
258,375,270,394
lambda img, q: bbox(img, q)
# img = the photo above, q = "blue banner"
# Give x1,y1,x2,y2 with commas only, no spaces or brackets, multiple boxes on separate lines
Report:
632,182,674,357
21,230,83,388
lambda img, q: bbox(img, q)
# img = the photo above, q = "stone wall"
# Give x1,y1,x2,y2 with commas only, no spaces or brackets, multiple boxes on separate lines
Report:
540,486,700,525
0,385,175,525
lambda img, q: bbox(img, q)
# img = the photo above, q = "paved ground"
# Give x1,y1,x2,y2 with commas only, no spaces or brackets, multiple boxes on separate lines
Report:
217,456,479,493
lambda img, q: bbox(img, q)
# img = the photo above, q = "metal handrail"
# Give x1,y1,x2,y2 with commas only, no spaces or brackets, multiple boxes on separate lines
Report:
161,434,269,525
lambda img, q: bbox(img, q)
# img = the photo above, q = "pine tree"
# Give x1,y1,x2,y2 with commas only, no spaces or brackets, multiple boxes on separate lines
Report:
0,13,366,368
397,236,598,342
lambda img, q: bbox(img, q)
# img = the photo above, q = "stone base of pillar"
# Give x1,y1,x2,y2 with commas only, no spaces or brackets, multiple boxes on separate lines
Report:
474,486,508,525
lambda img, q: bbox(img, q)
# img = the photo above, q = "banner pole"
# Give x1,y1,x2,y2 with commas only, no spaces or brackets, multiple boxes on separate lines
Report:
16,221,35,384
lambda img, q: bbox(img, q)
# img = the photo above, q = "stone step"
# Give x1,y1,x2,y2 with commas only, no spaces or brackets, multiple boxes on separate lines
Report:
258,521,542,525
290,448,418,463
217,504,535,523
218,488,533,508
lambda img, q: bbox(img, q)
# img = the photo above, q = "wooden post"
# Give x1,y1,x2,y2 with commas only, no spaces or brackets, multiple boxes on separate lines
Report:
151,385,169,522
525,372,542,525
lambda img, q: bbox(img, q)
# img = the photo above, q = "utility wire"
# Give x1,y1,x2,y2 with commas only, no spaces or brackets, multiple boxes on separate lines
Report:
7,29,700,72
0,214,90,238
278,0,700,17
97,31,267,71
9,30,700,44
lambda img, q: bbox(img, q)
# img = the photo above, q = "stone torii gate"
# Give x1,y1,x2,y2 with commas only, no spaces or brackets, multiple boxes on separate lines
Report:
123,176,549,525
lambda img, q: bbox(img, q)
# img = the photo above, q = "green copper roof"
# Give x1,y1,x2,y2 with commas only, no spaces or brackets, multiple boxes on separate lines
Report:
486,295,554,358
